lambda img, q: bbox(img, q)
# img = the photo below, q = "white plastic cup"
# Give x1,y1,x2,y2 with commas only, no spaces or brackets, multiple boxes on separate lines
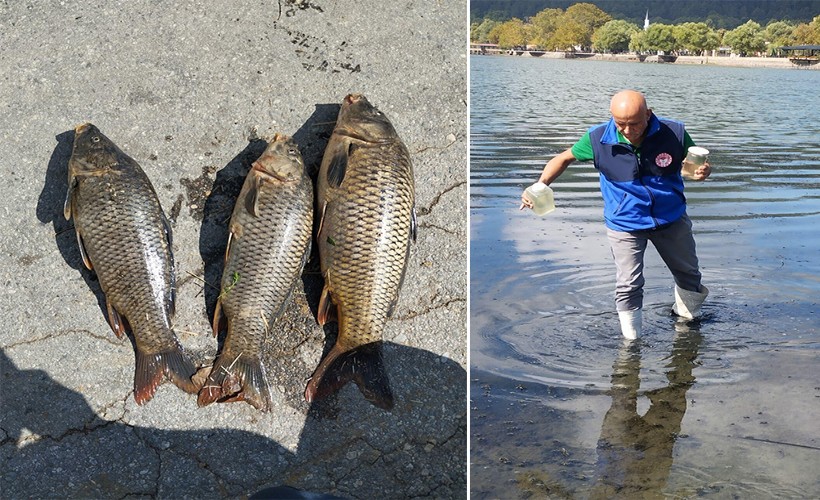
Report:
682,146,709,179
524,182,555,216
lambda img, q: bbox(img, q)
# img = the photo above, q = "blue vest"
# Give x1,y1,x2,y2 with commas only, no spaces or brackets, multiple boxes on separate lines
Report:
589,115,687,231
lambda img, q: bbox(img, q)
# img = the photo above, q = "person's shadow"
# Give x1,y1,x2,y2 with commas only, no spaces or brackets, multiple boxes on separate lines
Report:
0,343,467,498
590,325,703,498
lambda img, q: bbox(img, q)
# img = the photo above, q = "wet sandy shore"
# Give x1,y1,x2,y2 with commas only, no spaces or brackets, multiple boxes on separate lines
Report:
471,339,820,498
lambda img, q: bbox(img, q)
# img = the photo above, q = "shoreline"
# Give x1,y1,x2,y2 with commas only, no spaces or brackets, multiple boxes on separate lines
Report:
471,50,820,70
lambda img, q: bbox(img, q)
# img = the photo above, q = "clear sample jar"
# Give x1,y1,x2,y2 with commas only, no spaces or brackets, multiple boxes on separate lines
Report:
524,182,555,216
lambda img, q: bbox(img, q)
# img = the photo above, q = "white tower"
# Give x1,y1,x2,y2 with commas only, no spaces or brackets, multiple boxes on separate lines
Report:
644,10,649,31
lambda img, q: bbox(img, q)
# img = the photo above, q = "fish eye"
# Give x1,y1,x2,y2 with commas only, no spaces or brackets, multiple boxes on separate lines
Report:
91,136,100,143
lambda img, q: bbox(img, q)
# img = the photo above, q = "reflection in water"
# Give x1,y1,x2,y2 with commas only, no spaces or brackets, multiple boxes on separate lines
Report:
592,324,702,498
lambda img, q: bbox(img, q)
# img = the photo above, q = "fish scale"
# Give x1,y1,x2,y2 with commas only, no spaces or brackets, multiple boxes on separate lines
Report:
66,123,196,405
308,93,416,410
198,136,313,411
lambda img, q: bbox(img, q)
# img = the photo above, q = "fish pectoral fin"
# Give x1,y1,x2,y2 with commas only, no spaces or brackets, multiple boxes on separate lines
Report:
64,176,76,220
317,283,336,325
244,171,265,217
106,301,128,339
325,144,348,188
75,229,93,270
224,230,234,265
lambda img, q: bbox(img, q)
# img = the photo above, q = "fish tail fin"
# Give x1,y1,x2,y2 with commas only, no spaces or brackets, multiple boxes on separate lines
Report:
197,351,272,411
304,341,393,410
133,343,198,405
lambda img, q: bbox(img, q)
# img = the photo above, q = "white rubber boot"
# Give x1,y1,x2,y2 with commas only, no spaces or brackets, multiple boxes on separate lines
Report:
672,285,709,319
618,308,642,340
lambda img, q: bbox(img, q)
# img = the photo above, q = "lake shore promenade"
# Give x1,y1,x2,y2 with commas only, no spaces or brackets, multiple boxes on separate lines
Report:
471,49,820,70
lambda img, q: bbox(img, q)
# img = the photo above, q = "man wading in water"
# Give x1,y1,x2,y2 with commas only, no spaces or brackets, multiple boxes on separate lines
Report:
520,90,711,339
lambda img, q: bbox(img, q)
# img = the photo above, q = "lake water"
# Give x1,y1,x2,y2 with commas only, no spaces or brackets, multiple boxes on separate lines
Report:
469,55,820,498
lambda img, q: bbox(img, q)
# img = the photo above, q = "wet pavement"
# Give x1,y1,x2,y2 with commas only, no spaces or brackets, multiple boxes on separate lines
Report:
0,1,467,498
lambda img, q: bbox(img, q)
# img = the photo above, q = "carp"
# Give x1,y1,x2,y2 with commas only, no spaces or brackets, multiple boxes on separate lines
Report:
65,123,197,404
198,135,313,411
307,94,416,410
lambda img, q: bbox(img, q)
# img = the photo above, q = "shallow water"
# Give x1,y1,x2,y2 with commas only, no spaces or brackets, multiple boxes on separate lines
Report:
470,55,820,497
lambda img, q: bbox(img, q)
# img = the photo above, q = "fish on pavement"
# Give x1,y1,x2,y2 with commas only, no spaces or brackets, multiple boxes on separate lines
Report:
307,93,416,410
198,135,314,411
65,123,197,404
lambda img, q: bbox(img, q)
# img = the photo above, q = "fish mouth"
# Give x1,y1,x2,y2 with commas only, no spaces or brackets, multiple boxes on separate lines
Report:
271,132,292,143
251,160,289,181
344,93,366,105
74,123,93,134
251,161,286,182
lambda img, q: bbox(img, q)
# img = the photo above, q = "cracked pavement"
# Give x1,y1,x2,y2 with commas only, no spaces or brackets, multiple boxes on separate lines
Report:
0,1,467,498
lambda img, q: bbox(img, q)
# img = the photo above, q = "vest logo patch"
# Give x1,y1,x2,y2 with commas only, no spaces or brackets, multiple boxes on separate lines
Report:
655,152,673,168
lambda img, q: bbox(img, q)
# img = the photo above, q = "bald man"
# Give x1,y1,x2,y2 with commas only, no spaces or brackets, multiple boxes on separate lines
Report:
521,90,711,339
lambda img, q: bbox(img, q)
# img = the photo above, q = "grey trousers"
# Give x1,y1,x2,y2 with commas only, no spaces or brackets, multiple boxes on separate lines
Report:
606,214,702,312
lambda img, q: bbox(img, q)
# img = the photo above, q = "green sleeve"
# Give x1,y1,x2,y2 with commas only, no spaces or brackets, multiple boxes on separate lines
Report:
683,130,696,150
570,131,595,162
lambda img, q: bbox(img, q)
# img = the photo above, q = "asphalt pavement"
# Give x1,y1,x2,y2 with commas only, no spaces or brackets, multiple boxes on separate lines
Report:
0,1,467,498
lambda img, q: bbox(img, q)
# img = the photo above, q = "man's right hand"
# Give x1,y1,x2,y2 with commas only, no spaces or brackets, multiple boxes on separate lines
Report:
520,191,533,210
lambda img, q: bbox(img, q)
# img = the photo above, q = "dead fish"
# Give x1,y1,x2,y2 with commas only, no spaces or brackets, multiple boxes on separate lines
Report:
64,123,197,404
198,135,313,411
307,94,416,410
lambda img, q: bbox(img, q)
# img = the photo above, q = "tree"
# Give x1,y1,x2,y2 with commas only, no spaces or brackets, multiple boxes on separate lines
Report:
724,20,766,56
764,21,796,49
562,3,611,49
551,18,587,51
471,18,502,43
644,23,678,53
490,18,529,49
528,8,564,50
674,22,720,55
792,15,820,45
593,20,639,53
630,30,649,53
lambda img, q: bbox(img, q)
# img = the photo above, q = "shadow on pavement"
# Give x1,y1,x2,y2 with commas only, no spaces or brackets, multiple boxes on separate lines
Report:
1,343,466,498
197,138,269,324
37,130,109,318
197,102,338,331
